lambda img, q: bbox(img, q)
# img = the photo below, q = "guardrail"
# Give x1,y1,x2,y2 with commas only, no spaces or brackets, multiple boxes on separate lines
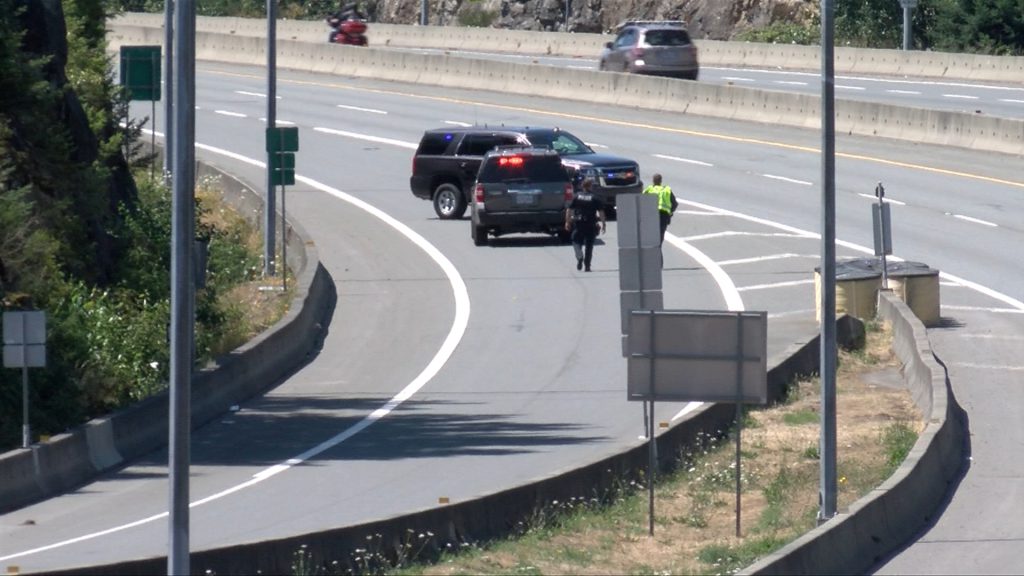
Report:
106,21,1024,157
111,13,1024,83
0,162,336,514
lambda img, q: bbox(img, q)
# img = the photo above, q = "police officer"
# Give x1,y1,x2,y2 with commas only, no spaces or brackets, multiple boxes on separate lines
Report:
643,173,676,246
564,178,606,272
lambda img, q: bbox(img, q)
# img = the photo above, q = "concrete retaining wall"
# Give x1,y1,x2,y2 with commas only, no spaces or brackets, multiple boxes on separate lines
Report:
50,319,865,575
105,24,1024,157
740,291,968,575
111,13,1024,82
0,164,334,514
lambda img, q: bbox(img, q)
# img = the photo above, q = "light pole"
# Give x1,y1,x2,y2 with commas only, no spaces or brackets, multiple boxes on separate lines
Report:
899,0,918,50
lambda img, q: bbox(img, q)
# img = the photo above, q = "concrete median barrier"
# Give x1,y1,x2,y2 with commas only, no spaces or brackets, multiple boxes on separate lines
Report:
0,162,334,514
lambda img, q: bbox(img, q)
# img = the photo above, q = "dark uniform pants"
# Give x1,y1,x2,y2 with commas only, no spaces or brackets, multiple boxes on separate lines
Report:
572,224,598,268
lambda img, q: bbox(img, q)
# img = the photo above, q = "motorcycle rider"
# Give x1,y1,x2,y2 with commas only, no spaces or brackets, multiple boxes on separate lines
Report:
327,2,365,43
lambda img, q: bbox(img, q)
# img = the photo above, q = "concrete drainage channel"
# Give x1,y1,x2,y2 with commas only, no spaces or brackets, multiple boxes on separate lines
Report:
12,19,969,574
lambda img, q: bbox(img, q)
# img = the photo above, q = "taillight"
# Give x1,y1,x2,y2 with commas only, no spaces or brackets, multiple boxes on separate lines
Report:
564,183,574,203
475,183,485,205
499,156,524,167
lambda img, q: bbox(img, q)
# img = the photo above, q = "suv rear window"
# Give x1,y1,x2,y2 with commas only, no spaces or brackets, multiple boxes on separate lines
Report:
458,134,520,156
644,29,692,47
416,132,453,155
478,156,568,183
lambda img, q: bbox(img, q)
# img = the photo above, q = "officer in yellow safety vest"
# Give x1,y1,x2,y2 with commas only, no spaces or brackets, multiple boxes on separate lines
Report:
642,173,677,247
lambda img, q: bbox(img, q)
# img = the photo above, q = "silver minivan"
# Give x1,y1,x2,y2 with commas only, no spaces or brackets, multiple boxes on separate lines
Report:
470,148,574,246
599,21,700,81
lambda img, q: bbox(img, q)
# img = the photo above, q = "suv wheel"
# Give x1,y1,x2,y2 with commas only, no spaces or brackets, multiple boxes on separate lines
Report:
472,224,488,246
433,183,467,220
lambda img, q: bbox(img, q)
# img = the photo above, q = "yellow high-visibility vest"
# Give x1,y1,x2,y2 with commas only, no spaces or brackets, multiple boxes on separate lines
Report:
644,184,673,215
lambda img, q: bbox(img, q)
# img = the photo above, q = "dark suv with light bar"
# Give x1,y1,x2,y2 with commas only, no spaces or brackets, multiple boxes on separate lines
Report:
470,147,573,246
410,126,642,220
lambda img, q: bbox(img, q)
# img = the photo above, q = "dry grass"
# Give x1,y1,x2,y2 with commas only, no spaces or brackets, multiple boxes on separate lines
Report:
395,322,922,576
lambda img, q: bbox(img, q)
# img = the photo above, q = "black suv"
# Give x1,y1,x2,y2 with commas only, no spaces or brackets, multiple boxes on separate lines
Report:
410,126,642,220
470,147,573,246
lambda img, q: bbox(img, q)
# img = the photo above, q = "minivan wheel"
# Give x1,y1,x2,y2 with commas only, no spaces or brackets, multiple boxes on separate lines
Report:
433,184,467,220
472,225,488,246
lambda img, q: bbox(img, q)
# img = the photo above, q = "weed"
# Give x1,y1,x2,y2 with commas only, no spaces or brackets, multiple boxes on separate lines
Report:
883,421,918,473
782,409,818,426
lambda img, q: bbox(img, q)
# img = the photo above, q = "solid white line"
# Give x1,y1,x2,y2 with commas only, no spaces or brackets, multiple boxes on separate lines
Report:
764,174,813,186
952,213,998,227
943,94,979,100
857,193,906,206
214,110,247,118
718,253,816,266
737,279,815,292
0,134,470,563
314,126,417,149
887,89,922,95
653,153,713,167
337,104,388,115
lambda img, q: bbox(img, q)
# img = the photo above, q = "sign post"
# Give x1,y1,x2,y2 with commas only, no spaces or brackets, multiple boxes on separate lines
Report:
119,45,162,178
266,127,299,289
3,311,47,448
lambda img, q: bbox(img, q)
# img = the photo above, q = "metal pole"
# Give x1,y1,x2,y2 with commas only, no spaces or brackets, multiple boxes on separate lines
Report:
734,313,743,537
264,0,277,277
877,183,889,289
564,0,570,30
21,319,29,449
168,0,195,569
902,6,912,50
647,311,656,536
281,182,287,291
818,0,839,525
163,0,174,182
420,0,427,26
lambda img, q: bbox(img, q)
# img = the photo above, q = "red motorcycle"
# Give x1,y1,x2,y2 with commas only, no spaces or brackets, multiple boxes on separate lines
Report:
327,15,368,46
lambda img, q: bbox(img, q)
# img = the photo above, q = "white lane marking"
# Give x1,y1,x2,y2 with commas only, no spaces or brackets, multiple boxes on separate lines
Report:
215,110,247,118
258,118,295,125
1000,99,1024,104
952,213,998,227
337,104,388,115
774,80,808,86
314,126,418,149
710,66,1024,92
685,230,813,241
857,193,906,206
718,253,817,266
887,89,922,95
943,94,979,100
665,233,744,423
940,305,1024,314
678,197,1024,312
949,362,1024,372
586,142,608,149
0,133,470,563
721,76,755,83
568,65,593,70
234,90,279,99
836,85,866,91
764,174,813,186
738,279,815,292
444,120,472,126
653,153,713,167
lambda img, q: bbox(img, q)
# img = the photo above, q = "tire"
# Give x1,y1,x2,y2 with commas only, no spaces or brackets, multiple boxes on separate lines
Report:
472,225,488,246
433,183,467,220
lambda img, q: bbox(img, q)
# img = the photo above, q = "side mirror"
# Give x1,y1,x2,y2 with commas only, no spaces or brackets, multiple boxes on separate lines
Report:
604,41,613,49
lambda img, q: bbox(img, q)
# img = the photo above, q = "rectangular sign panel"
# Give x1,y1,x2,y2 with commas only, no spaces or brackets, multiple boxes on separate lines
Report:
618,247,663,292
616,193,661,249
119,45,161,101
266,127,299,152
627,310,767,404
620,290,663,334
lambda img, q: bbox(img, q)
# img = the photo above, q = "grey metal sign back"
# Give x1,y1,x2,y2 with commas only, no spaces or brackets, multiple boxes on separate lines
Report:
626,310,767,403
3,310,47,368
617,193,664,357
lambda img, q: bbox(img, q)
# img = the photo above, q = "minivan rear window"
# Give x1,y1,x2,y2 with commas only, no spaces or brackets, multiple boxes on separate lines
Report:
479,156,568,183
644,29,692,47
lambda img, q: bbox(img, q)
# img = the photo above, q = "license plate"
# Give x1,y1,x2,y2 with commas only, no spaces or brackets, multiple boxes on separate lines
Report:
516,194,535,205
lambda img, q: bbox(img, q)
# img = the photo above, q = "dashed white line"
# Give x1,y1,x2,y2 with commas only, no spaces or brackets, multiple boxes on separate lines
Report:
586,142,608,149
214,110,247,118
718,253,817,266
337,104,388,114
774,80,808,86
943,94,979,100
857,193,906,206
764,174,813,186
737,279,815,292
836,85,866,91
258,118,295,125
721,76,755,83
952,213,998,227
685,231,813,241
314,126,417,149
1000,99,1024,104
949,362,1024,372
887,89,922,95
444,120,472,127
234,90,279,99
653,153,713,167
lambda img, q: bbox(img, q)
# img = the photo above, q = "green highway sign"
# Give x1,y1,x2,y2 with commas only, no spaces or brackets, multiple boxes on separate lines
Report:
270,152,295,186
266,127,299,153
119,45,161,101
